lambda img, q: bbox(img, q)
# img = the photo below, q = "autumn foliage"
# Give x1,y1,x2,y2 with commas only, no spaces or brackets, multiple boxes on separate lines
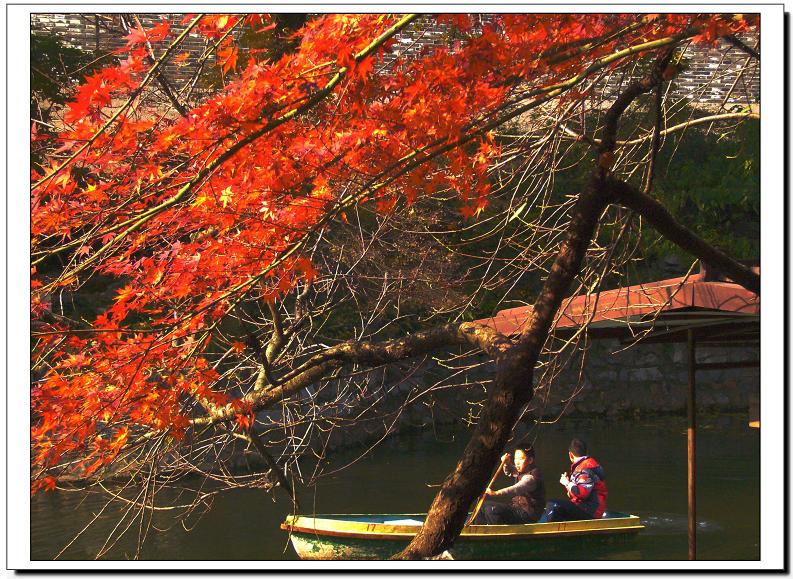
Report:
30,13,757,493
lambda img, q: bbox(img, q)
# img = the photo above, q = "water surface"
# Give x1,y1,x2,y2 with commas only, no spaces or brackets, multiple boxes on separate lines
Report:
31,414,759,561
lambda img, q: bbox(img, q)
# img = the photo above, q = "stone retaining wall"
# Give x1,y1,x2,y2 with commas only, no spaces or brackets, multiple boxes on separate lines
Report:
528,339,759,420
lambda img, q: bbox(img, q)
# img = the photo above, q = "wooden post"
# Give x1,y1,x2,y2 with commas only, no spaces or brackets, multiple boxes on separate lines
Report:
687,329,696,560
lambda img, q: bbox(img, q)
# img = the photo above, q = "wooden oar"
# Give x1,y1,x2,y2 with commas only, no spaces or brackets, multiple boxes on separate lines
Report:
465,455,509,527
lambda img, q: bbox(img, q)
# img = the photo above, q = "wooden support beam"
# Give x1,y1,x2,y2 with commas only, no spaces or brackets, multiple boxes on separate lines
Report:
695,360,760,370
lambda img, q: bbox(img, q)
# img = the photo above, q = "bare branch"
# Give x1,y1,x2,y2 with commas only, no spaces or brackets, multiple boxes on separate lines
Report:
193,322,510,426
725,34,760,60
608,178,760,294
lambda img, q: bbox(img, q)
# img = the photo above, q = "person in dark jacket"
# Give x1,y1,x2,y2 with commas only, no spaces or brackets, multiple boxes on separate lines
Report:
473,445,546,524
540,437,608,522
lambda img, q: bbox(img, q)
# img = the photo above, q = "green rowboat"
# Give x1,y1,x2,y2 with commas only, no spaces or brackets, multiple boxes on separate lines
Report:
281,512,644,560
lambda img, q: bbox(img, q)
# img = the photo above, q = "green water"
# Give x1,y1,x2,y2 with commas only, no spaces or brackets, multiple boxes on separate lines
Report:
30,414,759,561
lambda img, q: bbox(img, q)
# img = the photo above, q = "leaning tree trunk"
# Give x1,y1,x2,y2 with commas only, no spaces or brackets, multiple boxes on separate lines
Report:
395,180,612,559
391,359,532,559
394,48,679,561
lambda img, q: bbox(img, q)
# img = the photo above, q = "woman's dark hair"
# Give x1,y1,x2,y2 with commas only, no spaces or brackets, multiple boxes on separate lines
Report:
515,445,535,460
568,438,587,457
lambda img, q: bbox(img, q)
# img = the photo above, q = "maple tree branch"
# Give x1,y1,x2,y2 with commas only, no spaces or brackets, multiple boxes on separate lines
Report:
191,321,510,426
494,17,663,90
348,29,704,211
179,19,245,104
560,111,759,146
543,20,658,67
264,301,285,365
158,12,419,212
226,427,300,509
597,47,675,164
125,14,188,116
643,77,665,193
37,14,419,292
520,29,697,104
171,33,706,357
724,34,760,60
517,48,678,361
34,24,694,297
609,179,760,294
59,20,677,272
717,50,757,110
253,301,287,392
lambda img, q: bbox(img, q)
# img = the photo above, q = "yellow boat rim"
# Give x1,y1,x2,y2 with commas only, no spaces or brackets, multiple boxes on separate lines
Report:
281,513,644,541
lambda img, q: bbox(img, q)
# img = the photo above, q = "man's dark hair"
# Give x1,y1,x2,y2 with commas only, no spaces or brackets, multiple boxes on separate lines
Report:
568,438,587,457
516,445,535,459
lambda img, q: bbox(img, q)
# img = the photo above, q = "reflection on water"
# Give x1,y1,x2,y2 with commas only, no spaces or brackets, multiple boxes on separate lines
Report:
31,414,759,561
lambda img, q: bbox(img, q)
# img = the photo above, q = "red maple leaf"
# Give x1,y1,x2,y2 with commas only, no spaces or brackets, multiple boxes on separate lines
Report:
147,19,170,43
124,24,149,48
218,45,239,76
337,49,357,72
355,56,375,80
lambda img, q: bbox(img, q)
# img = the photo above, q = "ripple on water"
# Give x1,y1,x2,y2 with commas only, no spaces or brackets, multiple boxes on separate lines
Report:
638,512,723,535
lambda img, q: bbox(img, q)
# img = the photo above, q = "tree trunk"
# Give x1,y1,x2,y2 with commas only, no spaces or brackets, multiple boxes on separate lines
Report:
395,50,679,559
394,360,532,559
395,182,611,559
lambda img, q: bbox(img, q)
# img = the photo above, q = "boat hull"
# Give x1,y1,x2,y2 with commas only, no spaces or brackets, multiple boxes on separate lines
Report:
281,513,643,560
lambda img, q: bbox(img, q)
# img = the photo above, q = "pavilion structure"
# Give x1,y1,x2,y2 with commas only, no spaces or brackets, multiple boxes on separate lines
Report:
477,262,760,560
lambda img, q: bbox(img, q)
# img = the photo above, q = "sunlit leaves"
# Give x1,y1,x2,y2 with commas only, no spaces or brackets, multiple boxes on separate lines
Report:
29,12,757,491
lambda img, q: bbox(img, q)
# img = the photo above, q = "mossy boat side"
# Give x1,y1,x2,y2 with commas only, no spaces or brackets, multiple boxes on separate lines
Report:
280,512,644,560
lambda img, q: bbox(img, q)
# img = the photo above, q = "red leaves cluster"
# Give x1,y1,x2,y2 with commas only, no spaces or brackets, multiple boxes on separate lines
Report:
30,13,757,491
125,19,170,48
63,63,141,124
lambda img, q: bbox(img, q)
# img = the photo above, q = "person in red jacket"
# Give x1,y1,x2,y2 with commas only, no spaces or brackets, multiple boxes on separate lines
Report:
540,438,608,522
